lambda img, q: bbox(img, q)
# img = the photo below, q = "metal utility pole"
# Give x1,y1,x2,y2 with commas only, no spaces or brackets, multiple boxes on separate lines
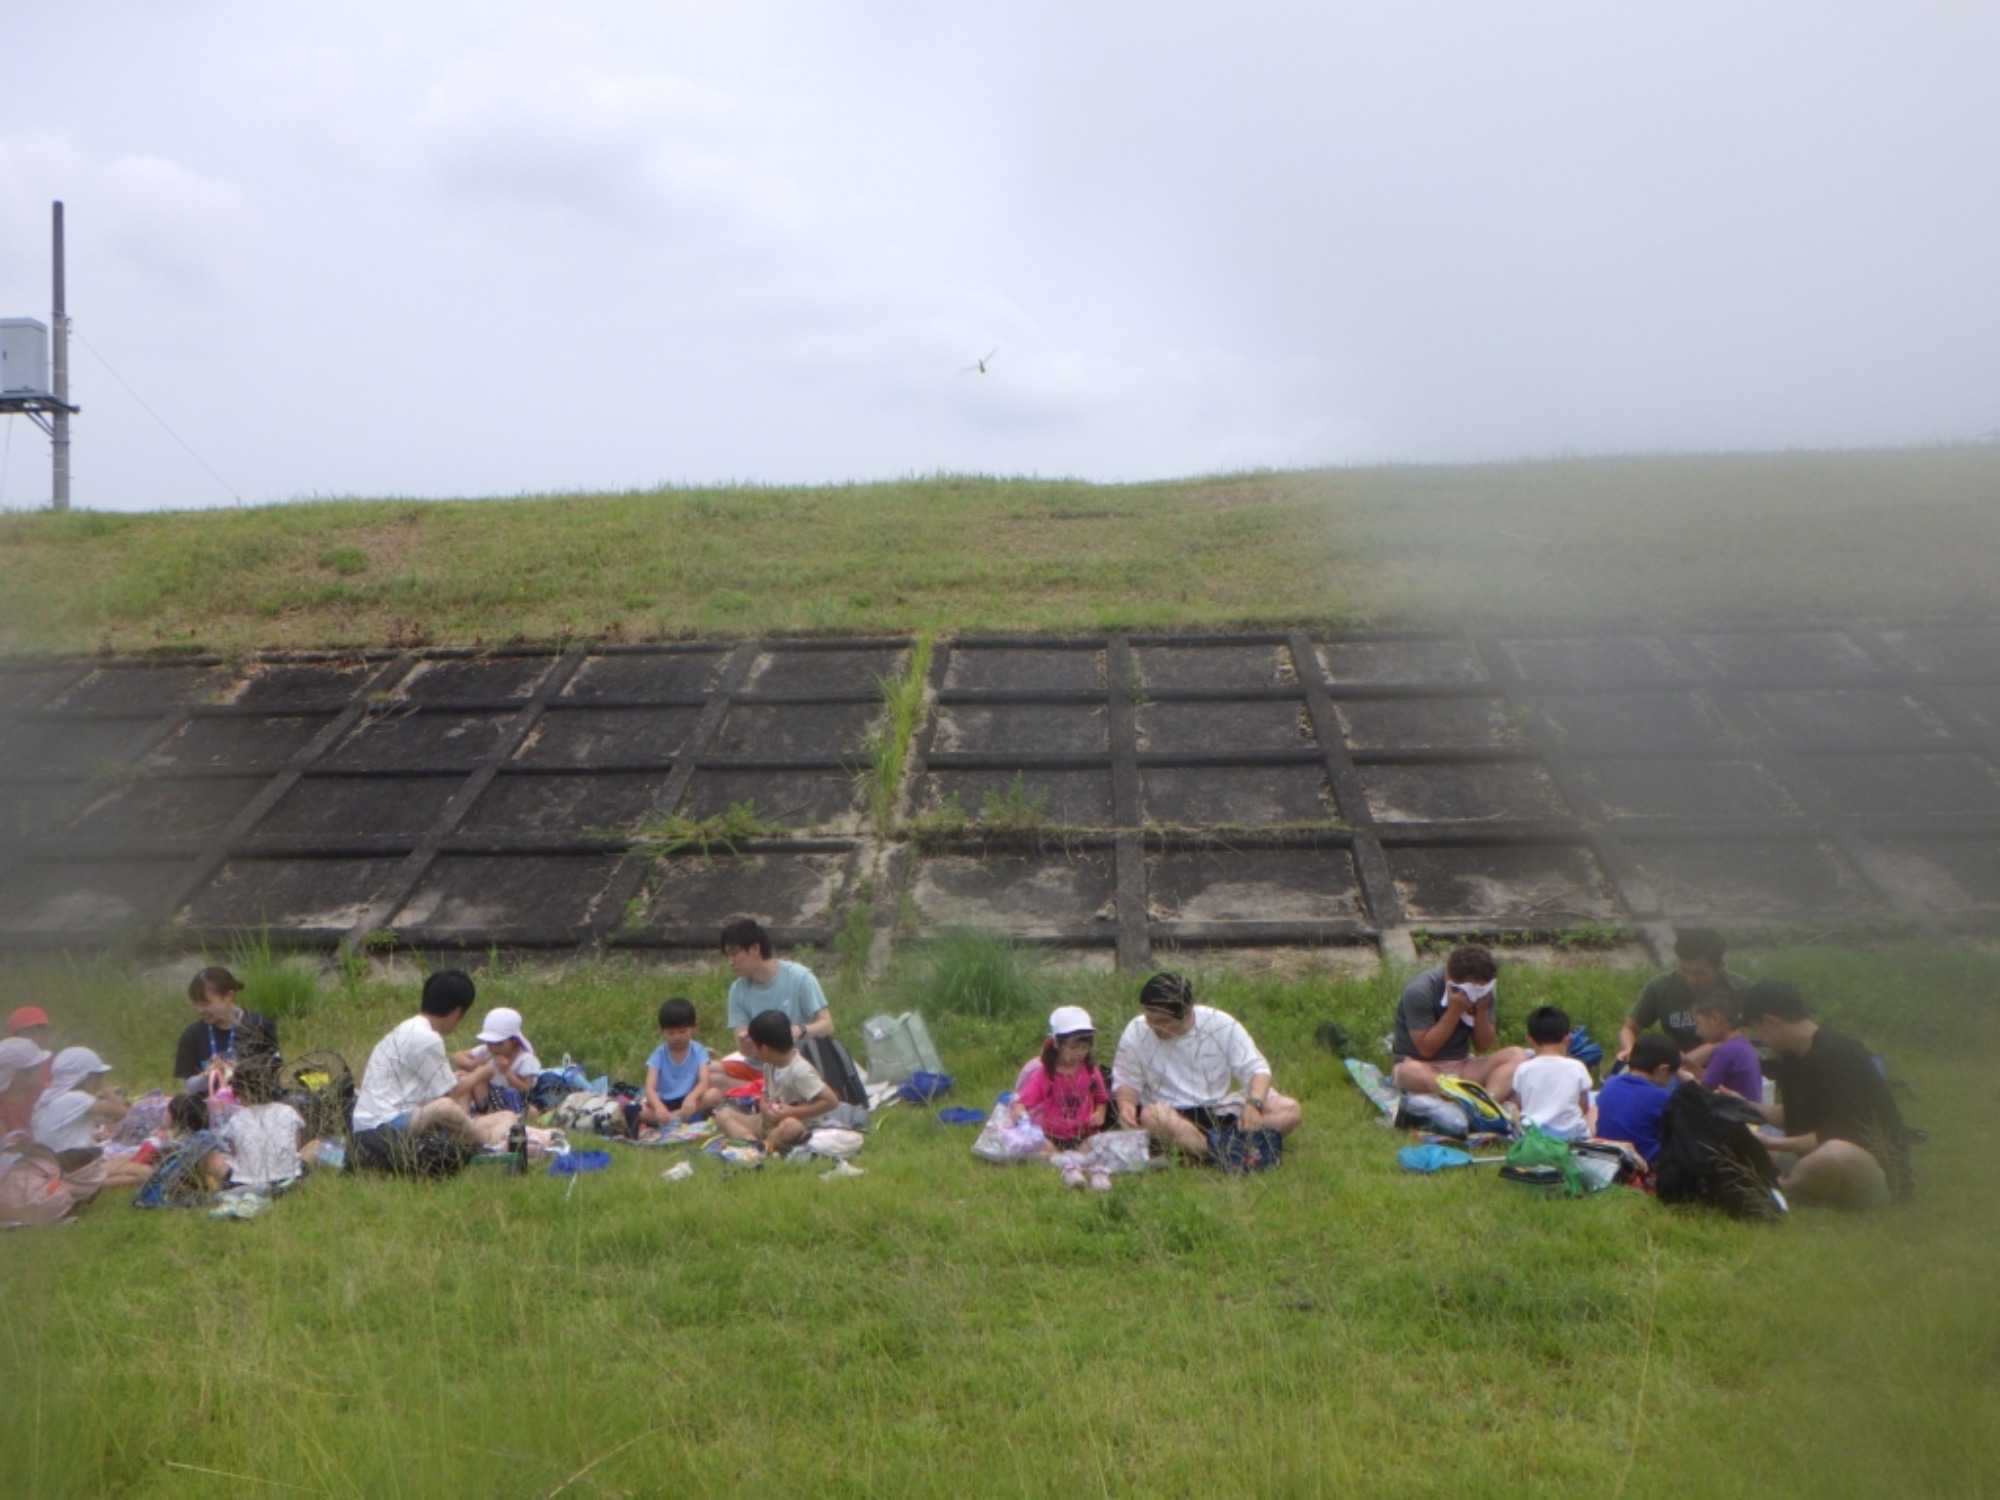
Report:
0,201,80,508
51,201,70,512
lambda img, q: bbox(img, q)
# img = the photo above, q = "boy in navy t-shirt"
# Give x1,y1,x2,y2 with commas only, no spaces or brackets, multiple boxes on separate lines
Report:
1594,1035,1680,1165
639,997,723,1128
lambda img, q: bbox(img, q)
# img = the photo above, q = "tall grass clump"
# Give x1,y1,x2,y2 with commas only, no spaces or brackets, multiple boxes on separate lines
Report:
896,929,1051,1023
222,927,321,1021
859,634,932,833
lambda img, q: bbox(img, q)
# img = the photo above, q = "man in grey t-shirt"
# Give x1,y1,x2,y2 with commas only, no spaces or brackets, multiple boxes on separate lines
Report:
1618,927,1747,1073
1389,944,1528,1104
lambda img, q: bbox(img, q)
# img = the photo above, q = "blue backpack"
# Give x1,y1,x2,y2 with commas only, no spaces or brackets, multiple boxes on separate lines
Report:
132,1131,226,1209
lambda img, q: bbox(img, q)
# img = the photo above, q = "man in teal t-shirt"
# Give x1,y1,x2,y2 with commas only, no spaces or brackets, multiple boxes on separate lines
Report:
720,916,834,1052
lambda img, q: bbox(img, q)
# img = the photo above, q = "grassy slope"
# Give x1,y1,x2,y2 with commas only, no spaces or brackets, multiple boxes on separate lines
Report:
3,445,1997,655
2,944,1995,1498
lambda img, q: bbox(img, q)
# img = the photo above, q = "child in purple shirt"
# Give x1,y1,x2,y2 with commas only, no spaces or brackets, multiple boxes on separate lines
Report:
1691,991,1764,1101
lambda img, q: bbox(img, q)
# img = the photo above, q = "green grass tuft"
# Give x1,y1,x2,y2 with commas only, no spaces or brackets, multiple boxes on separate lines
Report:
858,634,932,834
627,799,781,860
220,926,322,1022
895,928,1054,1023
980,771,1050,833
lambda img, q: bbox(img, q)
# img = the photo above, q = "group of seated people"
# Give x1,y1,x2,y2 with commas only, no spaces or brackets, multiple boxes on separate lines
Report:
0,968,328,1217
1388,932,1913,1209
0,918,1910,1219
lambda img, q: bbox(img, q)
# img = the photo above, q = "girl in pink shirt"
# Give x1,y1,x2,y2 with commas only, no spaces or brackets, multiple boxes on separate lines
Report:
1015,1006,1109,1150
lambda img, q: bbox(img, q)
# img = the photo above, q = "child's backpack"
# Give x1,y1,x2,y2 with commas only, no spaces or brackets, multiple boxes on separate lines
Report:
1435,1076,1516,1139
1653,1085,1785,1220
111,1091,173,1145
3,1144,94,1224
1394,1091,1470,1138
132,1130,226,1210
551,1091,626,1137
800,1035,870,1111
1208,1122,1283,1174
282,1051,356,1142
895,1071,954,1105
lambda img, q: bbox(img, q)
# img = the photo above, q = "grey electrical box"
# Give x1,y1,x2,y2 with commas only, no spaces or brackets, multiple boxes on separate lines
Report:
0,318,50,396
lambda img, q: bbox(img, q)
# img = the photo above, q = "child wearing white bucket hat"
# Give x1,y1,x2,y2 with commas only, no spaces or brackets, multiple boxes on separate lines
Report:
450,1006,543,1107
1016,1005,1112,1189
30,1047,124,1153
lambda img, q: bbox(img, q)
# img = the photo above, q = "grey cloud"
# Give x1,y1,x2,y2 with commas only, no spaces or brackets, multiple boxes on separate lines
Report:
2,1,1997,511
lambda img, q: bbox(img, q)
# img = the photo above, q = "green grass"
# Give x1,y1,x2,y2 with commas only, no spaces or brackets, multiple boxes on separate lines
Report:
625,800,784,860
4,445,1997,655
894,928,1056,1024
859,636,933,835
3,942,1996,1497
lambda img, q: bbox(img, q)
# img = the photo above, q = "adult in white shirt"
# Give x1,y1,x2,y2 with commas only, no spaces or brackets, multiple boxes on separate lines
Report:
1111,973,1302,1161
352,971,513,1153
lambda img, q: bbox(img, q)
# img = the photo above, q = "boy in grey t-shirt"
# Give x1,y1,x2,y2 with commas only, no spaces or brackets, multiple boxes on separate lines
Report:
714,1011,862,1154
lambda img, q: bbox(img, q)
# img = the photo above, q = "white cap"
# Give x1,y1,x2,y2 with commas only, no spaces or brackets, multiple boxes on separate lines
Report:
0,1036,52,1090
476,1007,525,1045
1048,1005,1095,1038
47,1046,111,1093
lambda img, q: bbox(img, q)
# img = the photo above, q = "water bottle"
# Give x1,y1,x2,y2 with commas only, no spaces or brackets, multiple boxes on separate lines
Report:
507,1117,528,1174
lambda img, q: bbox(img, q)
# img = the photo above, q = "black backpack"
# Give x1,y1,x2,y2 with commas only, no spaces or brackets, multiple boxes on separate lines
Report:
799,1035,870,1111
1654,1085,1785,1221
281,1051,356,1142
348,1126,478,1178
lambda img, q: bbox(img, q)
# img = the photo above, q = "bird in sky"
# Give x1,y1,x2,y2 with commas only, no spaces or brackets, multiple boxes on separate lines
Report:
962,348,997,375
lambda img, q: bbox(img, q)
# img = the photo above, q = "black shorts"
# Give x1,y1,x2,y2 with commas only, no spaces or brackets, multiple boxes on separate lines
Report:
1175,1107,1239,1133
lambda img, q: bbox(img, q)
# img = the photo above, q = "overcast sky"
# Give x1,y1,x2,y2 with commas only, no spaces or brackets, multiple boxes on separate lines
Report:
2,3,1997,512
